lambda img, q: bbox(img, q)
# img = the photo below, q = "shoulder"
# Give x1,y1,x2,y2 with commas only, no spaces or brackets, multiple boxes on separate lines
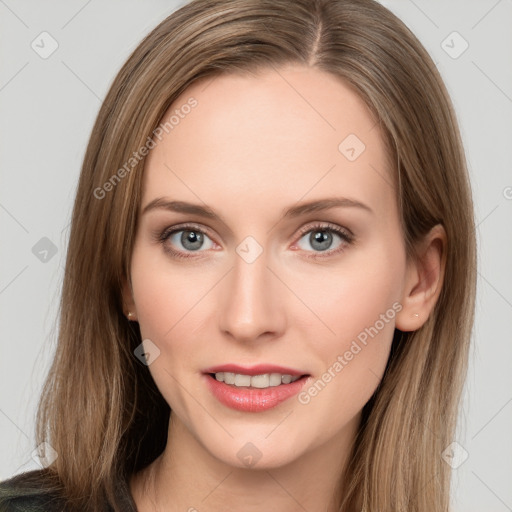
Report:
0,469,137,512
0,470,65,512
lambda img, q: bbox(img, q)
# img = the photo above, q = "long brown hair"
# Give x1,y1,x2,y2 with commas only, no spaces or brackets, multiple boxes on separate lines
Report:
2,0,476,510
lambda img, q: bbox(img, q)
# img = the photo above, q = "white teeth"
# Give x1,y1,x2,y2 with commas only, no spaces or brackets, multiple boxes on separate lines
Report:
269,373,282,386
234,374,251,386
224,372,236,385
212,372,302,388
250,374,270,388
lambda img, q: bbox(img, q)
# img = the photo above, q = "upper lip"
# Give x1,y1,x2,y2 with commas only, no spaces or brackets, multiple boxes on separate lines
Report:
203,364,308,377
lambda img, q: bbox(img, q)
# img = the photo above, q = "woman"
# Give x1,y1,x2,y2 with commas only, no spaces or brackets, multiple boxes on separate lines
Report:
0,0,476,510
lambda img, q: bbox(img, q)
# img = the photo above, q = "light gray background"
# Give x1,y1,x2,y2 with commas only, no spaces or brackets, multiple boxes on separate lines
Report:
1,1,511,510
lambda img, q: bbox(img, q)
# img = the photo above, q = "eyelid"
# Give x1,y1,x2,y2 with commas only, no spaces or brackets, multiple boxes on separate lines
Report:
157,222,216,242
158,221,354,241
295,221,354,240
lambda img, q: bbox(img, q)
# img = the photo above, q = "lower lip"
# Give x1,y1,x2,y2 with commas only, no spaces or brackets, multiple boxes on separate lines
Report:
204,373,310,412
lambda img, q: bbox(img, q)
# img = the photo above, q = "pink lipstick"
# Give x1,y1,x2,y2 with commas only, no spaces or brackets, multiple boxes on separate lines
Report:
202,364,310,412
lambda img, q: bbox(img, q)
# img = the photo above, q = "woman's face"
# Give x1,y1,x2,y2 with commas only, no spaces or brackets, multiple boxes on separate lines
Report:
126,64,411,469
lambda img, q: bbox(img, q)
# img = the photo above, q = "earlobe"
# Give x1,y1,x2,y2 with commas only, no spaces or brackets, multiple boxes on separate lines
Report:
395,224,447,332
121,275,138,321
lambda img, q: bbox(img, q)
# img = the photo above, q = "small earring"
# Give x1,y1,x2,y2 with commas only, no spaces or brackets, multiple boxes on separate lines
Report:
127,312,133,320
413,313,419,318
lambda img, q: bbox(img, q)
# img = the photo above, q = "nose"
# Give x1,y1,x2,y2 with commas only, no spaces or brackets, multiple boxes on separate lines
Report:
218,244,286,343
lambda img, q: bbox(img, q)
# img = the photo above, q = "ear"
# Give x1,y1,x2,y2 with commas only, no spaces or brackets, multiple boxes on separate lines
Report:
395,224,447,332
121,273,138,322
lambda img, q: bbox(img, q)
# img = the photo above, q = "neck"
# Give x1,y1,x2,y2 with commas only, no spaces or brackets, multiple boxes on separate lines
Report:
131,411,360,512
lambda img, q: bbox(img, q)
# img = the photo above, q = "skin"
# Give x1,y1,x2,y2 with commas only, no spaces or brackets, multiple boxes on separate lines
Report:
124,64,446,511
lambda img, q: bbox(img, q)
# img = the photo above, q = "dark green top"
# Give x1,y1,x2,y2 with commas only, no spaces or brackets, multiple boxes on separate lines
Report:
0,472,64,512
0,470,138,511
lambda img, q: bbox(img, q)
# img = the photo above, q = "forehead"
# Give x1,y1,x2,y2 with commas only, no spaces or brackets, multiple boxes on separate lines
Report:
141,64,395,220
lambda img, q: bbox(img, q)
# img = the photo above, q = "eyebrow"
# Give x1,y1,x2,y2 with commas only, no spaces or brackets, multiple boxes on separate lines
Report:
142,196,373,221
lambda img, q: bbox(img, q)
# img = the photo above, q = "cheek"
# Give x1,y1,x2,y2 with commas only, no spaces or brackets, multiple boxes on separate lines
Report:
129,246,218,363
129,248,211,412
288,247,403,407
292,266,400,434
290,252,402,345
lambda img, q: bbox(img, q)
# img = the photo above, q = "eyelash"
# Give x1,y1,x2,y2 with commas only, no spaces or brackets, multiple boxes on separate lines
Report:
156,222,354,260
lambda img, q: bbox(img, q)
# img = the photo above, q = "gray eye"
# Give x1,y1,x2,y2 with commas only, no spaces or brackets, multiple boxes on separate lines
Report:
297,229,343,252
170,229,214,252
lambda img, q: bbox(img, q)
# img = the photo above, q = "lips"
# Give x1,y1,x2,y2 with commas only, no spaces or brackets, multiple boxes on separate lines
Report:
203,372,311,412
202,363,308,377
202,363,311,412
